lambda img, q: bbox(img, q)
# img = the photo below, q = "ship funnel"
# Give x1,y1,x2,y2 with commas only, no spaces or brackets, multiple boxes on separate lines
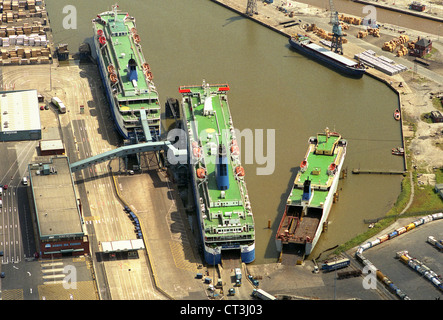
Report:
302,179,312,202
216,144,229,190
128,55,138,82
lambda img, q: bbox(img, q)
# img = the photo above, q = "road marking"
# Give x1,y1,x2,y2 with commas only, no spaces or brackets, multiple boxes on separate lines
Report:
41,268,65,274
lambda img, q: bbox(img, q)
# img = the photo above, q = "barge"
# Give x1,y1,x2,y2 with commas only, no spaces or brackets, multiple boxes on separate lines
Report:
289,35,366,78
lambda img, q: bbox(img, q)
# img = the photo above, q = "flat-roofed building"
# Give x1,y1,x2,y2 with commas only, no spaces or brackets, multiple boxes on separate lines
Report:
28,156,89,258
0,89,41,141
39,139,65,156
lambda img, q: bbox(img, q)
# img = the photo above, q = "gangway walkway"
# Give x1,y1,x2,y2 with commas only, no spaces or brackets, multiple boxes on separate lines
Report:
69,140,186,172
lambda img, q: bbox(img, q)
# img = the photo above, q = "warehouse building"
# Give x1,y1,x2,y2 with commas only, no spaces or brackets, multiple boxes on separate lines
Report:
28,156,89,258
0,89,41,141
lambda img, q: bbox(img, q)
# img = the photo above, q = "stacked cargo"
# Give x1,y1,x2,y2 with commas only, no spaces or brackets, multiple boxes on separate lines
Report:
357,30,367,38
338,14,362,25
397,44,408,57
427,236,443,251
355,212,443,299
354,50,408,75
396,250,443,292
382,35,409,52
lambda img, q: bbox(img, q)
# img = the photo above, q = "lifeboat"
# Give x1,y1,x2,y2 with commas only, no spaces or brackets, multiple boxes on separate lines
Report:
328,163,337,175
133,34,140,44
99,36,106,45
230,145,239,155
109,73,117,83
144,70,153,81
235,166,245,177
231,139,237,146
107,64,115,74
193,147,202,158
142,63,150,72
300,160,308,172
394,109,400,121
131,27,137,34
97,29,104,36
196,168,206,179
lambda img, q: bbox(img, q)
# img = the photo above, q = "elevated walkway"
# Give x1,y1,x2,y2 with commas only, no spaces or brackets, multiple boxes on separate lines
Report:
70,140,186,172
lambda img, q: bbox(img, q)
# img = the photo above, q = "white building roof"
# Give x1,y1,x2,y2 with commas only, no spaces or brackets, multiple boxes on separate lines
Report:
0,89,40,132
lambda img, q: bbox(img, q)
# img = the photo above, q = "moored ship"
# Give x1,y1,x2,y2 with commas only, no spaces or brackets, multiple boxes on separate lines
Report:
289,35,366,78
180,81,255,265
276,128,347,258
92,4,160,141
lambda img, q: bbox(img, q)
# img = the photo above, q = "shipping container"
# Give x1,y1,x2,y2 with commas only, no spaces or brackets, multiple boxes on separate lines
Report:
370,238,381,247
388,231,398,239
378,234,389,243
431,212,443,220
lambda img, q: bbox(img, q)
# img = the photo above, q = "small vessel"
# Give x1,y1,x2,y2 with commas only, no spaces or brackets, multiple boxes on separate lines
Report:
92,4,160,141
180,81,255,265
394,109,401,121
392,147,404,155
288,35,366,78
276,128,347,257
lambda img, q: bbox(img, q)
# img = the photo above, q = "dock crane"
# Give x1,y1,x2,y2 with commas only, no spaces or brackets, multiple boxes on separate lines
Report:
246,0,257,16
329,0,343,55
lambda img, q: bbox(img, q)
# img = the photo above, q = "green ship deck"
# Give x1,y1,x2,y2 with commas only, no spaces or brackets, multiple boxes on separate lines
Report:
93,7,160,134
276,129,347,249
180,82,255,245
288,131,344,206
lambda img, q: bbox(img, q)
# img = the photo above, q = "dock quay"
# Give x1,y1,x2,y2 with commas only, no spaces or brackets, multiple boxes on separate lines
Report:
352,169,406,175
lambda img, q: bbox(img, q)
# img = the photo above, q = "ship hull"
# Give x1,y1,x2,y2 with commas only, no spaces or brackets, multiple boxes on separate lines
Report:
92,8,161,141
289,38,365,78
184,110,256,266
93,33,129,139
276,132,347,256
180,83,255,266
305,146,345,255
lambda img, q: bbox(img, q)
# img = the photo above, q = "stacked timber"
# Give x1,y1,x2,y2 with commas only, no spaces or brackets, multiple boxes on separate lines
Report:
397,44,408,57
382,35,409,52
367,28,380,37
339,14,362,25
357,30,367,38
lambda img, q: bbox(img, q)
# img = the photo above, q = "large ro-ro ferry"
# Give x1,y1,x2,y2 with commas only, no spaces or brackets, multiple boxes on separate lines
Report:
179,81,255,265
92,4,160,141
276,128,347,257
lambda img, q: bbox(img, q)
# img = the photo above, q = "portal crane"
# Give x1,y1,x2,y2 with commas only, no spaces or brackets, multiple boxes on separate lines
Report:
329,0,343,55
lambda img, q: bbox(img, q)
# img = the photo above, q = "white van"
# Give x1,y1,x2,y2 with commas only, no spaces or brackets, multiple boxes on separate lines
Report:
0,187,2,196
22,176,28,185
51,97,66,113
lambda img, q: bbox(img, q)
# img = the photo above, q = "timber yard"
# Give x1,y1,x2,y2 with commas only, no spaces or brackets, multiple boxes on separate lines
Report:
0,0,442,307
